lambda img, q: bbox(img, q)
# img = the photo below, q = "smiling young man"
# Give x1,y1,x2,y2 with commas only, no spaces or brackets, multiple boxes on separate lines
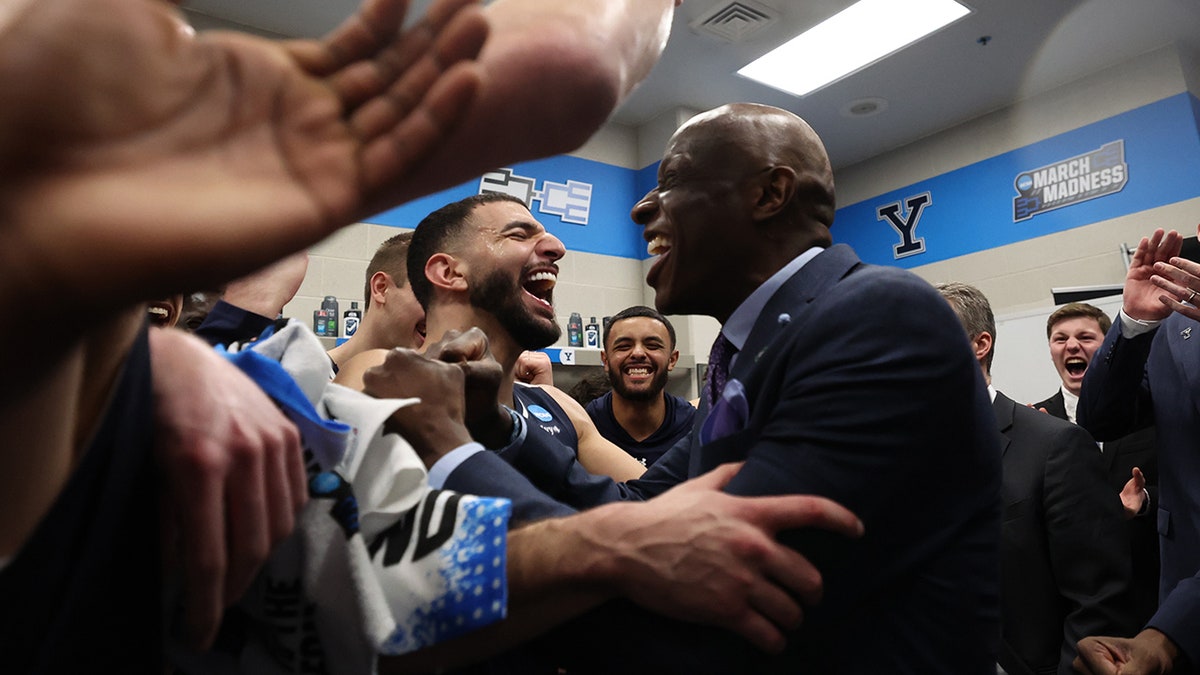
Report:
585,305,695,467
1035,302,1160,629
1035,303,1111,423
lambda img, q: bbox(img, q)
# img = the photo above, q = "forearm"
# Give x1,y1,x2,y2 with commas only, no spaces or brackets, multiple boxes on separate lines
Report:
382,0,676,203
1078,327,1155,440
380,506,626,673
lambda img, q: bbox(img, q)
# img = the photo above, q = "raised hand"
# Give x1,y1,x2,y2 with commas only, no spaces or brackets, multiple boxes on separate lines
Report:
0,0,487,325
1122,229,1183,322
515,350,554,386
1149,226,1200,322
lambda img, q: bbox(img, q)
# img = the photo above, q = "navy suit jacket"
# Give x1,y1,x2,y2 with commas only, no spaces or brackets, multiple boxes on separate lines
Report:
446,245,1003,673
1079,313,1200,668
993,392,1134,675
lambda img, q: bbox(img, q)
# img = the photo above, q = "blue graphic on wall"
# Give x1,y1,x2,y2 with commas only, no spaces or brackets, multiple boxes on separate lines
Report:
480,168,594,225
835,92,1200,269
1012,140,1128,221
366,155,643,258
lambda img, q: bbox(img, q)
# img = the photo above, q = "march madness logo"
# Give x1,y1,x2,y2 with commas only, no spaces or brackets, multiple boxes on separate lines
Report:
1013,140,1127,221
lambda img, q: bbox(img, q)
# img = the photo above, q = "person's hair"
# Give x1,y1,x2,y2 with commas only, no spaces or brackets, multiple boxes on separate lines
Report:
1045,302,1111,339
567,369,612,407
603,305,676,349
363,231,413,311
407,193,529,309
934,282,996,374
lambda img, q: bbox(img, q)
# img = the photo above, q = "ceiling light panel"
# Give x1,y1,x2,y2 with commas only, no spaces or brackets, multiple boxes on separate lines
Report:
738,0,972,97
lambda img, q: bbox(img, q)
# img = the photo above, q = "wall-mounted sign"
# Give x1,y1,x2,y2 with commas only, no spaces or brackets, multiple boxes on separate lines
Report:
877,192,932,259
480,168,594,225
1012,140,1128,222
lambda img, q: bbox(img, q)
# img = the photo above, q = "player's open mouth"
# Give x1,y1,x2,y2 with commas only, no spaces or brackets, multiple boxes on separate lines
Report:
1065,356,1088,376
523,269,557,309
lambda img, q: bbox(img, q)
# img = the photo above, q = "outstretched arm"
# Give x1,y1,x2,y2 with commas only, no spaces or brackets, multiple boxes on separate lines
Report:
383,0,680,203
383,462,863,673
540,383,647,482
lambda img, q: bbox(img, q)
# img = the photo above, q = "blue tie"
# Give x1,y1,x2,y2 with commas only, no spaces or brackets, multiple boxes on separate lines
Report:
706,332,736,406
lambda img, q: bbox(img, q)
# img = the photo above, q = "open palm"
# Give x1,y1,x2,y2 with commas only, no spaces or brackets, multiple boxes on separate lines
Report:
0,0,486,316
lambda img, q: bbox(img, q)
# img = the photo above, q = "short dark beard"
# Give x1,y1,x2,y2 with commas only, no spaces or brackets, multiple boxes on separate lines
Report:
606,360,668,403
470,267,561,349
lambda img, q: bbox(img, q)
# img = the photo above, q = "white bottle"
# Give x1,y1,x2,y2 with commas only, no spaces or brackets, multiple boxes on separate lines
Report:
584,316,600,348
343,301,361,338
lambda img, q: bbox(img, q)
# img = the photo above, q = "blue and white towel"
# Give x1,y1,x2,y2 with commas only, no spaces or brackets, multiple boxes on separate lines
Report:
206,321,510,674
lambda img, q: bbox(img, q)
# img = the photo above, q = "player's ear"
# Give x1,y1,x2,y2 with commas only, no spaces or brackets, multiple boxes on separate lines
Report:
369,272,393,305
425,253,467,293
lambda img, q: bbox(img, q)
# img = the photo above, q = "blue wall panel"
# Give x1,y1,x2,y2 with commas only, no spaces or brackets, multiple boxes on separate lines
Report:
833,93,1200,268
365,94,1200,265
366,155,647,259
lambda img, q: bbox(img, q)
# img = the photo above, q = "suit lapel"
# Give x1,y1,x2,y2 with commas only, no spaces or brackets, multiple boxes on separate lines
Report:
1043,391,1068,420
732,245,861,384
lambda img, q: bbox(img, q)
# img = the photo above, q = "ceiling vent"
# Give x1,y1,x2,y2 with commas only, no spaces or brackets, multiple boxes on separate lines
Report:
690,0,778,43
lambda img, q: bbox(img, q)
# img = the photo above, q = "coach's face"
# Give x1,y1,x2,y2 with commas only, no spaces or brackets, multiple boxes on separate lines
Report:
632,113,761,322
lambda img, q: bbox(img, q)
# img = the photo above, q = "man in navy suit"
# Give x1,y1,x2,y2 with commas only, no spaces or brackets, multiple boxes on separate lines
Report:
937,282,1135,675
1075,227,1200,674
626,102,1001,673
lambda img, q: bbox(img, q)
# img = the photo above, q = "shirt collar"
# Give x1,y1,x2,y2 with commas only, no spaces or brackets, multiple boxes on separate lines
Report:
721,246,825,350
1060,385,1079,424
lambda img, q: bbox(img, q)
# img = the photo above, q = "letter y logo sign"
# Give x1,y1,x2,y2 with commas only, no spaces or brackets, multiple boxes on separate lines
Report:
877,192,931,259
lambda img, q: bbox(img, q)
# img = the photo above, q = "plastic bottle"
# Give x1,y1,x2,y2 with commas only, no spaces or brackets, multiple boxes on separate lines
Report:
322,296,340,337
567,312,583,347
313,309,328,337
343,301,361,338
584,316,600,348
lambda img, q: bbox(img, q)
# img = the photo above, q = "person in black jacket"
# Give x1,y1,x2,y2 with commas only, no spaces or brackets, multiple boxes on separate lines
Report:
938,283,1136,675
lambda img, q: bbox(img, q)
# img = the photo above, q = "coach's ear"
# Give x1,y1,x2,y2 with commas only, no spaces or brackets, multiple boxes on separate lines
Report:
750,165,798,223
